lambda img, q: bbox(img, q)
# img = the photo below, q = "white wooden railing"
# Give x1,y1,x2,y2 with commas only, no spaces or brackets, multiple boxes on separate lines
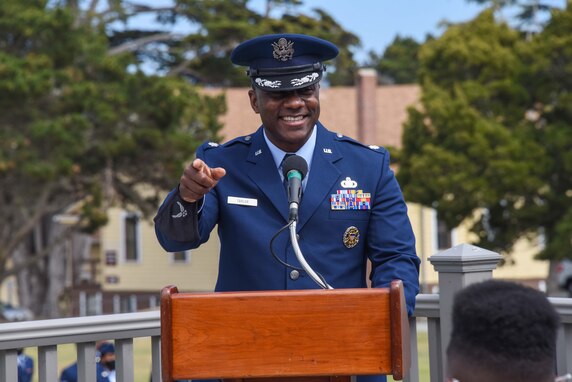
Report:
1,244,571,382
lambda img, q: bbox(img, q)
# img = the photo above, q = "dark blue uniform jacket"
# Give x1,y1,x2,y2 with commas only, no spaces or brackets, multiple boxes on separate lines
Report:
155,123,420,315
155,123,420,382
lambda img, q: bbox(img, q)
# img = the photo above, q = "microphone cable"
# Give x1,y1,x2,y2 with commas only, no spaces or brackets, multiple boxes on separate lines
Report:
269,220,331,289
269,220,304,272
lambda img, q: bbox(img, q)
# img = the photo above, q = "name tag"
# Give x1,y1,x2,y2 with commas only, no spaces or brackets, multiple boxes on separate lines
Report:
228,196,258,207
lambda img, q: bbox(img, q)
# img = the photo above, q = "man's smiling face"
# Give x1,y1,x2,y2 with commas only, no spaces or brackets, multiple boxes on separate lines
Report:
249,84,320,153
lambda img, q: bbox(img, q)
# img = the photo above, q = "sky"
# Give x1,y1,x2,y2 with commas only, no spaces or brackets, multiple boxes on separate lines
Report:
253,0,487,62
133,0,567,64
247,0,567,63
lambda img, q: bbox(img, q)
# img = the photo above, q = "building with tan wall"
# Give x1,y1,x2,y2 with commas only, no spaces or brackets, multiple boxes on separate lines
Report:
68,70,548,315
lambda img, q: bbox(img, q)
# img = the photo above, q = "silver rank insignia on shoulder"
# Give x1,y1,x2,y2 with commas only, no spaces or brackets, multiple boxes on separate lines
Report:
369,145,380,150
343,226,359,248
208,142,219,147
272,38,294,61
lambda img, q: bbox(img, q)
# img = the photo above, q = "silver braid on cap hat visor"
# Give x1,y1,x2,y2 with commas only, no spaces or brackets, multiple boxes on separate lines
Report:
247,62,325,77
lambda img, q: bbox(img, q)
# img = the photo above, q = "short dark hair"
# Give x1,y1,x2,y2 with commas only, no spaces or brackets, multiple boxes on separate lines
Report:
447,279,560,381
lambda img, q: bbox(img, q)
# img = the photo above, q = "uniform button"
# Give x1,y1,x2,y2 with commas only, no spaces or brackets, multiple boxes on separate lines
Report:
290,270,300,280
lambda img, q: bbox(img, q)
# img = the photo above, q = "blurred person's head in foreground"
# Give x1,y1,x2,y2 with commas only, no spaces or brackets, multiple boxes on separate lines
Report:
446,279,560,382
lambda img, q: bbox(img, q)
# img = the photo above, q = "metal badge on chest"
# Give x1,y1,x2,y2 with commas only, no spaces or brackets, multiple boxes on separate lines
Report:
330,176,369,248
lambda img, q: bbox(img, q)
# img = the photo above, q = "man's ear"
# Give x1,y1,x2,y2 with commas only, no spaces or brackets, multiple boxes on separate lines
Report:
248,89,260,114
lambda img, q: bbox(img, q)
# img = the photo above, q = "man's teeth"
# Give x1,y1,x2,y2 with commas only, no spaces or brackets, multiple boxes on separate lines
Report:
283,116,304,121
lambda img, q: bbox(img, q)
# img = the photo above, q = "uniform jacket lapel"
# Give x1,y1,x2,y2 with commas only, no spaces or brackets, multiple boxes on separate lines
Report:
244,124,342,226
245,127,289,222
298,123,342,230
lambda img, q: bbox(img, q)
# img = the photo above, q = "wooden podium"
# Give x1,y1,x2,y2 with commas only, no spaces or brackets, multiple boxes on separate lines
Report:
161,280,410,382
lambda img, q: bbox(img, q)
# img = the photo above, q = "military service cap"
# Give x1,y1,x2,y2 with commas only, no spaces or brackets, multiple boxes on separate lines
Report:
99,342,115,355
230,34,339,92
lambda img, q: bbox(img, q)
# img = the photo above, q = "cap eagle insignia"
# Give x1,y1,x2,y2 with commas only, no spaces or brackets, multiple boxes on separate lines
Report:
272,38,294,61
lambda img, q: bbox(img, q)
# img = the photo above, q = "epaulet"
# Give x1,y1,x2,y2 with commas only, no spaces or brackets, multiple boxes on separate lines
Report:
202,134,254,150
333,132,386,154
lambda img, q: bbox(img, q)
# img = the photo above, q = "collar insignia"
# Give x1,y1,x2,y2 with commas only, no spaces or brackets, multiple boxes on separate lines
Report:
272,38,294,61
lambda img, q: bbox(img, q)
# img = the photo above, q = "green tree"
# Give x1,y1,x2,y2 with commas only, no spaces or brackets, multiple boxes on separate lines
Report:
0,0,225,317
1,0,360,318
396,5,572,291
467,0,558,33
104,0,361,86
366,35,422,84
521,3,572,266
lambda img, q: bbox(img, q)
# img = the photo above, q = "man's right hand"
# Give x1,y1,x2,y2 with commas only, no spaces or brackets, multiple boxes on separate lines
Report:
179,159,226,203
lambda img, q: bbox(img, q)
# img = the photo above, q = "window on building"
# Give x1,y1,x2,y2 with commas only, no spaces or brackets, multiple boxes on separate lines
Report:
119,295,137,313
124,213,140,262
79,292,102,316
537,226,546,250
86,293,102,316
437,217,452,250
113,295,121,314
149,295,158,309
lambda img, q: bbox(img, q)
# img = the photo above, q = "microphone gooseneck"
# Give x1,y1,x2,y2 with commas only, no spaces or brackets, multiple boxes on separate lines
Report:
277,154,332,289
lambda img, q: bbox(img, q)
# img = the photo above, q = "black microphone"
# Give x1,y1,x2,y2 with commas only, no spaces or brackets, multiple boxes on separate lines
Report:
282,155,308,221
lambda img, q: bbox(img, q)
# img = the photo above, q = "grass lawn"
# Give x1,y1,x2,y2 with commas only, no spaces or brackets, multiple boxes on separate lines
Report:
22,329,430,382
389,329,430,382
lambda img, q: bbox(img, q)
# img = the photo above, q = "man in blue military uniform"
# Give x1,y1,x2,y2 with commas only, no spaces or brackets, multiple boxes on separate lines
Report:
97,342,116,382
17,348,33,382
59,341,115,382
154,33,420,381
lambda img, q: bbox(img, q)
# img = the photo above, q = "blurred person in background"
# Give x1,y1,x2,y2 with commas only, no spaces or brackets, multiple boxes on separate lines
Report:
97,342,115,382
17,348,33,382
60,341,115,382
